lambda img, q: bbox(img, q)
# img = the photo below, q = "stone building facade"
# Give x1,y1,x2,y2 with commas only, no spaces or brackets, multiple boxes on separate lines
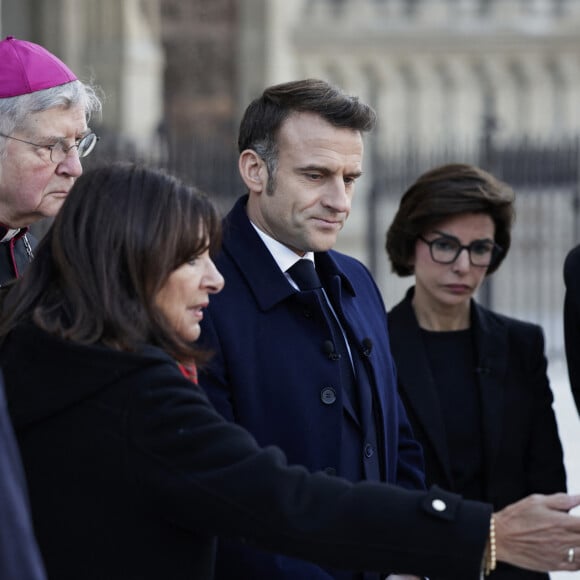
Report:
239,0,580,301
4,0,578,184
2,0,580,351
239,0,580,144
0,0,164,146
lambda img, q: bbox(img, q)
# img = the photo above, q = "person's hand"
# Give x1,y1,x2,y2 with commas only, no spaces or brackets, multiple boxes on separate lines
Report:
495,493,580,572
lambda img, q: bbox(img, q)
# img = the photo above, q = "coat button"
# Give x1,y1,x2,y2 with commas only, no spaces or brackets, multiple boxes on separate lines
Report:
320,387,337,405
364,443,374,458
432,499,447,512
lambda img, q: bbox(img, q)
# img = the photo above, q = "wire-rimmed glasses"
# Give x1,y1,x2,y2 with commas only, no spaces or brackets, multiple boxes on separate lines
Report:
0,131,99,164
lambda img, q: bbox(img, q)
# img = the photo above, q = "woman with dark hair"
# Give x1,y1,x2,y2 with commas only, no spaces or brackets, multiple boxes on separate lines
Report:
0,162,578,580
385,163,567,580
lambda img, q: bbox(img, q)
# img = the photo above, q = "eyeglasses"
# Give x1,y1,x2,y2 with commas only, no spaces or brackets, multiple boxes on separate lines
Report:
0,131,99,164
419,235,503,268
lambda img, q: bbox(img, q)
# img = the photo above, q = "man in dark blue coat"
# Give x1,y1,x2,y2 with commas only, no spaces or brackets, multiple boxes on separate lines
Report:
198,79,425,580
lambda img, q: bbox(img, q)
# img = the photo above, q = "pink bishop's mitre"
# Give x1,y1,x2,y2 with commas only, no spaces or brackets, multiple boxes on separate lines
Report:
0,35,77,98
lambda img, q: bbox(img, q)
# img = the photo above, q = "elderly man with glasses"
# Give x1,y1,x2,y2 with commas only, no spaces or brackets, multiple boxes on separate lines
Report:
0,36,101,286
0,35,101,580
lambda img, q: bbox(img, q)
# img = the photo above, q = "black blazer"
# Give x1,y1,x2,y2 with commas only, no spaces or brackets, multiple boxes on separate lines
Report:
564,244,580,414
0,323,491,580
388,288,566,579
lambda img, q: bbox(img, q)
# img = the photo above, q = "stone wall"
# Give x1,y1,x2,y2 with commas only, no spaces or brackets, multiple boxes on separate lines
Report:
0,0,164,144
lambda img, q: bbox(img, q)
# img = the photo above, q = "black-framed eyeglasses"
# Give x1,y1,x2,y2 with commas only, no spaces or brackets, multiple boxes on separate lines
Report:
0,131,99,164
419,235,503,267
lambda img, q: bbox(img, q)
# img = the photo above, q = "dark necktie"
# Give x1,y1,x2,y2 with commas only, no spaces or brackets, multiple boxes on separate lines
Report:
286,259,358,412
286,258,322,291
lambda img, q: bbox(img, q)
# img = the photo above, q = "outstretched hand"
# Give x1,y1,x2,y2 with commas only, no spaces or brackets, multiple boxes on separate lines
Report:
495,493,580,572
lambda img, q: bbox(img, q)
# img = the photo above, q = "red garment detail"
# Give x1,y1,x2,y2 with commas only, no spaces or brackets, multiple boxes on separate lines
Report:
8,237,18,278
177,362,198,385
2,226,28,279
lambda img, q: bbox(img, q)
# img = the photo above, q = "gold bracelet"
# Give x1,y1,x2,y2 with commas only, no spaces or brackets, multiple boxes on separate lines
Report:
485,515,497,576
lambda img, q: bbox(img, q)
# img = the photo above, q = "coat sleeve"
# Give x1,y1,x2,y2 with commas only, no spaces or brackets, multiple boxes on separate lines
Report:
198,313,339,579
198,283,351,579
524,326,567,493
0,373,47,580
127,363,491,580
564,245,580,415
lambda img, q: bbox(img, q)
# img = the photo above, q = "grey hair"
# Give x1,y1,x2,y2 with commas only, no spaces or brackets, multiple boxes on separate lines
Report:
252,137,278,195
0,80,102,157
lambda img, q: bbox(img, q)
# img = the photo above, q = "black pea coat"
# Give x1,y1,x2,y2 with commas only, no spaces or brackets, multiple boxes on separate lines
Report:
0,323,491,580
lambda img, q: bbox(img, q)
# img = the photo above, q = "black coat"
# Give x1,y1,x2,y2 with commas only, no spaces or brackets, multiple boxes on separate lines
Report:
388,288,567,580
564,244,580,414
1,324,491,580
0,372,46,580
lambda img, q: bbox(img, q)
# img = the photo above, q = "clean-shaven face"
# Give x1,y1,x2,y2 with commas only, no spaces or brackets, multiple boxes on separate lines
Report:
249,111,364,255
0,104,88,228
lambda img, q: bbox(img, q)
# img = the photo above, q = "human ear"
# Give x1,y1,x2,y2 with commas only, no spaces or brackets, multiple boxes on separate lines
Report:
239,150,267,194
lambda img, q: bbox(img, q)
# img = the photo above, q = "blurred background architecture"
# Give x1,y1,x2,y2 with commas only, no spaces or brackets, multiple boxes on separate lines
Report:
3,5,580,570
2,0,580,358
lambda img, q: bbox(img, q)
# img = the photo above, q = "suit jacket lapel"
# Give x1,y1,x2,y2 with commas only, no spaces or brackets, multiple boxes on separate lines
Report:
471,303,508,488
321,263,363,430
222,197,357,312
223,199,363,427
222,196,297,311
389,291,454,486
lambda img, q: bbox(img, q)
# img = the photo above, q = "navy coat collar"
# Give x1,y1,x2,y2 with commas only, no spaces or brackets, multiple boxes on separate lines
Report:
221,195,356,312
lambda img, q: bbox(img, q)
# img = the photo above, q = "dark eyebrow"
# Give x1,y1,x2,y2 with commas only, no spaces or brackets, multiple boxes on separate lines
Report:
432,230,494,244
296,165,363,179
297,164,330,174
